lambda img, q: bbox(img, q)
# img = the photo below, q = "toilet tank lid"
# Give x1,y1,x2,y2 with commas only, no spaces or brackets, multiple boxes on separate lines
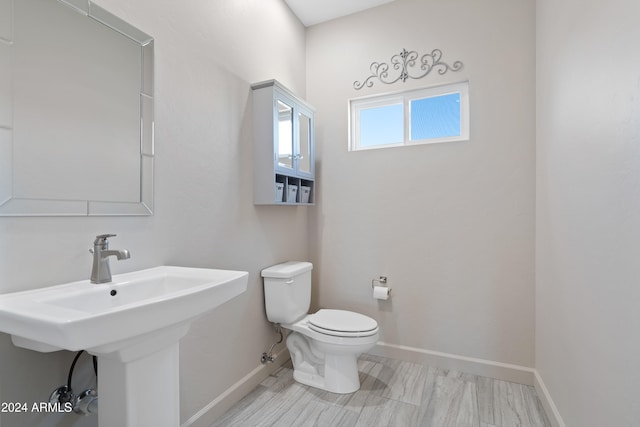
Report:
261,261,313,278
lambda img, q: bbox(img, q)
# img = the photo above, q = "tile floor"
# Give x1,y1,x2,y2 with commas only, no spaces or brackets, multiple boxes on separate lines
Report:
212,353,552,427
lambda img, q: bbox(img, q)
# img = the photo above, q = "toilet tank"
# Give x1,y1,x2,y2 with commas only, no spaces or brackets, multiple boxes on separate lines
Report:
261,261,313,324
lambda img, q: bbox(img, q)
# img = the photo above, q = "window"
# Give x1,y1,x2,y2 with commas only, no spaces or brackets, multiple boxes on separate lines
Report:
349,81,469,151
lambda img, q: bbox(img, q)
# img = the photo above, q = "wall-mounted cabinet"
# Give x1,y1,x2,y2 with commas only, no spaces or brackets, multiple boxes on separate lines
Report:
252,80,315,205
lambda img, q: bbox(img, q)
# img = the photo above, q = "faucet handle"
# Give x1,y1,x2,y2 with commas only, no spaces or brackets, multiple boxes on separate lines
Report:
94,234,116,245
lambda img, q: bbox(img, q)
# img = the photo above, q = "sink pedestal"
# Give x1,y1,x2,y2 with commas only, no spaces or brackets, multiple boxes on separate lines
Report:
90,323,190,427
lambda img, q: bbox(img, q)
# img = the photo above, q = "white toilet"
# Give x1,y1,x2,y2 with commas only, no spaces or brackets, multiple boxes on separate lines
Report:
262,261,379,394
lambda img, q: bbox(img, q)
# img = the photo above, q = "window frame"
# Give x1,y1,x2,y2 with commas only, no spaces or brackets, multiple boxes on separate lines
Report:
349,81,469,152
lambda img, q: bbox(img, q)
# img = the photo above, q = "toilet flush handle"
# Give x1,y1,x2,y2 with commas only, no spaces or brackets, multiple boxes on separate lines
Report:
285,279,294,284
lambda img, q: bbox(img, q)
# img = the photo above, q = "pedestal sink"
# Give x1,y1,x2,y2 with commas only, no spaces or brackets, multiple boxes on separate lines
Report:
0,266,249,427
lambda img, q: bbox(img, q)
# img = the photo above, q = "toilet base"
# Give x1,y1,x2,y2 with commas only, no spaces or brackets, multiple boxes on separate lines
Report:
294,353,360,394
286,332,365,394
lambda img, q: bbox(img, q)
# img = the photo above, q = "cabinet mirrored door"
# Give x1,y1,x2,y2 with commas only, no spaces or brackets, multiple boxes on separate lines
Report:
298,112,312,175
252,79,315,205
277,100,294,170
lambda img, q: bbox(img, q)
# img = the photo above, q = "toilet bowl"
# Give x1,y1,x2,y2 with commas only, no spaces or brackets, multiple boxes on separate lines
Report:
284,309,378,393
262,262,379,394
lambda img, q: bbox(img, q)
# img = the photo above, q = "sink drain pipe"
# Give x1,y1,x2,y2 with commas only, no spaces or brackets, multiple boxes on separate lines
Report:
49,350,99,415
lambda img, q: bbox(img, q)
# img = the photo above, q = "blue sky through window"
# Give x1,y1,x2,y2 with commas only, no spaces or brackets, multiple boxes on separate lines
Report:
410,93,460,140
359,103,403,147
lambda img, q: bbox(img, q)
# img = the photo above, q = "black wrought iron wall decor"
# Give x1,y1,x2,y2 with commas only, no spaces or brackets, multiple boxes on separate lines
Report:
353,48,463,90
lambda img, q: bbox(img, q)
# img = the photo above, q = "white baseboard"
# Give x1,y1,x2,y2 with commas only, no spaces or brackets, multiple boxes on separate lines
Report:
533,370,566,427
372,342,566,427
182,342,565,427
371,341,535,385
181,348,289,427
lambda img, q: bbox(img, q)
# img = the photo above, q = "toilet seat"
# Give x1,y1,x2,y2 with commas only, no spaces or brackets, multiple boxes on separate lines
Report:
308,309,378,337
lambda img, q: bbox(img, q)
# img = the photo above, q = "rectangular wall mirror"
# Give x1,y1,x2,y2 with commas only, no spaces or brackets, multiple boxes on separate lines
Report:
0,0,154,216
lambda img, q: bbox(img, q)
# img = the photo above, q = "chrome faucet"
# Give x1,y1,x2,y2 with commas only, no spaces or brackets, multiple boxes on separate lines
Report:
90,234,130,284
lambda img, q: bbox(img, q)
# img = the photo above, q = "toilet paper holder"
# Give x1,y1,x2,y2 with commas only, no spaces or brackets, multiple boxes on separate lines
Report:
371,276,391,292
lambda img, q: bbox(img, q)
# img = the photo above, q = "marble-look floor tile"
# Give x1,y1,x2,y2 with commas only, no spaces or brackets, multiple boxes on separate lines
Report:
212,354,551,427
522,385,553,427
476,375,495,424
418,375,480,427
418,366,448,421
378,359,427,406
356,394,419,427
492,379,527,426
445,369,480,384
492,379,552,427
272,396,359,427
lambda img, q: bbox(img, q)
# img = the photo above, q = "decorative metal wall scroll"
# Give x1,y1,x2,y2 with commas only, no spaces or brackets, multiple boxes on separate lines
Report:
353,48,463,90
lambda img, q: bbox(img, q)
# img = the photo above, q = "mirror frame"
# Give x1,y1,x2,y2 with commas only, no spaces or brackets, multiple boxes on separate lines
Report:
0,0,154,216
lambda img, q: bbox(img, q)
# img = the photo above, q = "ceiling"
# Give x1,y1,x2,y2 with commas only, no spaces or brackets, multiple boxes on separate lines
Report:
284,0,396,27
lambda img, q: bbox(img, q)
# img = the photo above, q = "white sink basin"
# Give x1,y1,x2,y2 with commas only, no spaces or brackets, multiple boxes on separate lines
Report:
0,265,248,427
0,266,248,353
